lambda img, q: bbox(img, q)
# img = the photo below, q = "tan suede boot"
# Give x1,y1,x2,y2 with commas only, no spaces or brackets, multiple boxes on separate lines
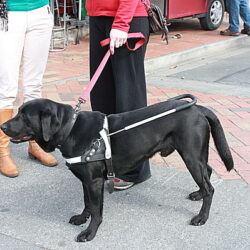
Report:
0,109,19,177
28,141,58,167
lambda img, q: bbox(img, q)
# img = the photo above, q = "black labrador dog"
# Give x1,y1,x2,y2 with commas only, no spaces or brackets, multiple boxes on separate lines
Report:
1,98,233,242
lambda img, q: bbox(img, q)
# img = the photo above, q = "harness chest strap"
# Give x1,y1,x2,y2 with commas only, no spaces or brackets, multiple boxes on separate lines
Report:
65,117,115,193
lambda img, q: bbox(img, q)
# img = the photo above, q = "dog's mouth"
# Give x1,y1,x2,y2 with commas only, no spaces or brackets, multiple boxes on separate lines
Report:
10,135,33,143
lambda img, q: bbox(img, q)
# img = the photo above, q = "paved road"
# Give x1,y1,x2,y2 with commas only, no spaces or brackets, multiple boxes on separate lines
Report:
148,45,250,98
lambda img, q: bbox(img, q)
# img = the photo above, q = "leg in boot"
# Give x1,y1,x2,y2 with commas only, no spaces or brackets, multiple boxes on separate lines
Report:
0,109,19,177
28,141,58,167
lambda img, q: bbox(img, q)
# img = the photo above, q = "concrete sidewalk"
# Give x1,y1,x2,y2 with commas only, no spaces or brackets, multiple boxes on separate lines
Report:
1,151,250,249
1,18,250,249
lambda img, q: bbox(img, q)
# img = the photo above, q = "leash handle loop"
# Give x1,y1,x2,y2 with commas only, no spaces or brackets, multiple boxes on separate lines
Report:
100,32,146,51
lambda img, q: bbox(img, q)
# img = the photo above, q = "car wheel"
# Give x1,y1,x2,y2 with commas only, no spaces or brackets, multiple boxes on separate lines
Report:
199,0,225,30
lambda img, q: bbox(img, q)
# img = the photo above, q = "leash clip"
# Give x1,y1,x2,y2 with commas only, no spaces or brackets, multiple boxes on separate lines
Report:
74,98,86,113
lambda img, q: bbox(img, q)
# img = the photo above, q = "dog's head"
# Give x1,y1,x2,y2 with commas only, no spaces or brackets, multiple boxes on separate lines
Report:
1,99,72,152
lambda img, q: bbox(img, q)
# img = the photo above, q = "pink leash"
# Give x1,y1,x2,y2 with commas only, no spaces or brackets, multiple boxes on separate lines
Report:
77,32,146,105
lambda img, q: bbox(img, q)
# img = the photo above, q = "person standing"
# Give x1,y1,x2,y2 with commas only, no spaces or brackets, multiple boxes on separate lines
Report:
0,0,57,178
220,0,250,36
85,0,151,190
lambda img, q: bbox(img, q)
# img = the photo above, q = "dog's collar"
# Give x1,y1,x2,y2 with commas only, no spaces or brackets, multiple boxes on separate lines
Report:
57,111,78,149
65,116,115,193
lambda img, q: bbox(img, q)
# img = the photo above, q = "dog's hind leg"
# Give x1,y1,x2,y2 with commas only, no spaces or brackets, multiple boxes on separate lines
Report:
181,153,214,226
188,164,212,201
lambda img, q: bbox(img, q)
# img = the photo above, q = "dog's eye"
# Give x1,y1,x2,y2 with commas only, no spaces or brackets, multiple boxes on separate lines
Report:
22,115,31,127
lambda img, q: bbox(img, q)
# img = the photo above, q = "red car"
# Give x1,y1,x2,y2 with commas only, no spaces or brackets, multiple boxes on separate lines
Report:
152,0,228,30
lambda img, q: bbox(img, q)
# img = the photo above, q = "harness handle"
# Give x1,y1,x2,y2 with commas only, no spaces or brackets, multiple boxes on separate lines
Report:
108,94,197,137
167,94,197,111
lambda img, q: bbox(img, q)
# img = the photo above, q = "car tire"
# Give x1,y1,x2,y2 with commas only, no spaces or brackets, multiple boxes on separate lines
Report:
199,0,225,30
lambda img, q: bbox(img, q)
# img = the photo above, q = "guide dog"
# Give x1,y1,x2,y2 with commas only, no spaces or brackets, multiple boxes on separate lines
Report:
1,97,233,242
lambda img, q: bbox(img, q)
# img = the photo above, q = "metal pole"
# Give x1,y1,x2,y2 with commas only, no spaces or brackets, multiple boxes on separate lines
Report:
78,0,82,20
63,0,66,46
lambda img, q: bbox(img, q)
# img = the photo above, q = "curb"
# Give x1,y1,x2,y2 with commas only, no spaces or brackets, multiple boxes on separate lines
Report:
43,35,249,87
145,35,249,73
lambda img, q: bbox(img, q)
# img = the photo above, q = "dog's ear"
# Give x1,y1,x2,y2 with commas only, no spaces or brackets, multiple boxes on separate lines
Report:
41,109,60,142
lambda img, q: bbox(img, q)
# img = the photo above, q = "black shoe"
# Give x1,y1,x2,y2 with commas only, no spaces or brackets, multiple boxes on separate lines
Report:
241,27,250,35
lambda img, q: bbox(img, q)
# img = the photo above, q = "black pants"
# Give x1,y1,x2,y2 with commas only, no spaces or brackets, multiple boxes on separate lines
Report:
89,16,151,183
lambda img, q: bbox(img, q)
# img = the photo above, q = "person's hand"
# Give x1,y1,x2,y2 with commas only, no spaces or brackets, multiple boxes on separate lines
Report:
109,29,128,55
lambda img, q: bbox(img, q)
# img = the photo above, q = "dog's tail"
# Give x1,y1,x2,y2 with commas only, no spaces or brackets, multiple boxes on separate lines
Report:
197,105,234,172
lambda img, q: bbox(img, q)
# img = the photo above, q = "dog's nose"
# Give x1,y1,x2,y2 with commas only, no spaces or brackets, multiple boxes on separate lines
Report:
0,123,7,132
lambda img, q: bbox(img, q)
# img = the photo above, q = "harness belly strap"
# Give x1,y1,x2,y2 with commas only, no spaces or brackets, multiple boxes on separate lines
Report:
65,139,106,166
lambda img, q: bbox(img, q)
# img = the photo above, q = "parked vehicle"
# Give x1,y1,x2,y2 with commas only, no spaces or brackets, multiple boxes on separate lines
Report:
152,0,228,30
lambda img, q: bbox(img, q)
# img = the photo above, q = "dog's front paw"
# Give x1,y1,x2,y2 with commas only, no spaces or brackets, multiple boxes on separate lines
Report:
188,190,203,201
69,213,90,225
76,229,96,242
190,214,208,226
